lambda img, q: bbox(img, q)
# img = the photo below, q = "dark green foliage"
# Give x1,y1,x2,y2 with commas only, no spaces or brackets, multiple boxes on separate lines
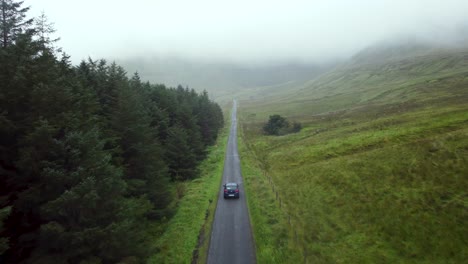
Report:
0,206,10,254
147,85,224,180
291,122,302,133
34,12,60,52
263,114,289,135
0,0,33,48
263,114,301,135
17,124,149,263
196,90,224,146
165,125,198,181
0,1,224,262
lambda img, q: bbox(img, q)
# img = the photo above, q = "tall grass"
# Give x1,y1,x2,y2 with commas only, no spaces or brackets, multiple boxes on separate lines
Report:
241,103,468,263
238,49,468,263
238,130,302,263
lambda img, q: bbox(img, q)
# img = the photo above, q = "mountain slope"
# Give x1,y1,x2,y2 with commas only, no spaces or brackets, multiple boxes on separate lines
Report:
242,46,468,120
238,44,468,263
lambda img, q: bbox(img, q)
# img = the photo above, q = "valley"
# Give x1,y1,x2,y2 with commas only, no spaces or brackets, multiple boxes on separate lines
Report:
237,46,468,263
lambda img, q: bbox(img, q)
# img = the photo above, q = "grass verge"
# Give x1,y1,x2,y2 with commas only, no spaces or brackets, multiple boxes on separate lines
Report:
147,124,229,264
239,123,303,263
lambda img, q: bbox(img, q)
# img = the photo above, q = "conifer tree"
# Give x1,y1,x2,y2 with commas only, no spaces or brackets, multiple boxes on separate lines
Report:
112,71,172,217
0,2,224,261
0,0,33,48
0,206,10,254
10,56,152,262
195,90,223,146
165,125,198,180
34,12,60,54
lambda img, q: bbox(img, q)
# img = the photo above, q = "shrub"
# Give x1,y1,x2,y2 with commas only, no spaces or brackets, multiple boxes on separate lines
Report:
263,115,301,135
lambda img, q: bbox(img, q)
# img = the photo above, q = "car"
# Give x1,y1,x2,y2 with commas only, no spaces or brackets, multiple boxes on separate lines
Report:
223,182,240,199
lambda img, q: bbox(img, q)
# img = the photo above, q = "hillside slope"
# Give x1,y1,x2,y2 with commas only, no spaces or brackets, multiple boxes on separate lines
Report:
239,45,468,263
242,47,468,120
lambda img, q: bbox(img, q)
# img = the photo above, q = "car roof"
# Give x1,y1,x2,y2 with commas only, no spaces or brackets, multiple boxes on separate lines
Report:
225,182,237,186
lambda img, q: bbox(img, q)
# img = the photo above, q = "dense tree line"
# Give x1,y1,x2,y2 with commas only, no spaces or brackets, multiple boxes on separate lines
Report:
0,1,224,262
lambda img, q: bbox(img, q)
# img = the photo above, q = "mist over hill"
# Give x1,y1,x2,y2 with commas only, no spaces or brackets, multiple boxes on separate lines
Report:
116,57,334,101
237,25,468,264
351,34,468,65
115,24,468,102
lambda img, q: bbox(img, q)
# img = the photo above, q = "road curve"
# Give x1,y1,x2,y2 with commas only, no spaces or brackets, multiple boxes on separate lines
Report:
207,100,256,264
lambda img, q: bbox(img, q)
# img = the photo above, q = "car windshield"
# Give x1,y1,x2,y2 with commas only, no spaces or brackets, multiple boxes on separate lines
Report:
226,184,237,190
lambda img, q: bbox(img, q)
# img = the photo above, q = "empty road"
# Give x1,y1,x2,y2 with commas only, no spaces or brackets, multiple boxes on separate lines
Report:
207,100,256,264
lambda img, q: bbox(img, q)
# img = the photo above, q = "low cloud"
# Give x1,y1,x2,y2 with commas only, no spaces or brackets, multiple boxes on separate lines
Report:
30,0,468,64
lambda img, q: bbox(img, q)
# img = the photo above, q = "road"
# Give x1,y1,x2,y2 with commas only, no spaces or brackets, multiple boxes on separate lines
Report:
207,100,256,264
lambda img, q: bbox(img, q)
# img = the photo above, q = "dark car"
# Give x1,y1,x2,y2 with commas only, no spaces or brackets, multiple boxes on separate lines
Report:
223,182,239,199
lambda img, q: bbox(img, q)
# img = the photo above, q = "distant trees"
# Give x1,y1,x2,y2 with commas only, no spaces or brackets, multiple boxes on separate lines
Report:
0,1,224,262
263,114,302,135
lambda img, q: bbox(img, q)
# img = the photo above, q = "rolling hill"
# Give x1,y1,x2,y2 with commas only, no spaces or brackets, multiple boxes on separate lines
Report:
238,43,468,263
240,44,468,120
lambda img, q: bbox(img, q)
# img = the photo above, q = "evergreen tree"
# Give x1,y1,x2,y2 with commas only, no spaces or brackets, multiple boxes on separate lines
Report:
165,125,198,181
14,121,152,262
0,2,224,261
0,4,43,260
195,90,224,146
145,83,170,143
0,206,10,255
112,71,172,218
147,84,177,141
8,56,153,262
34,12,60,54
174,86,205,160
0,0,33,48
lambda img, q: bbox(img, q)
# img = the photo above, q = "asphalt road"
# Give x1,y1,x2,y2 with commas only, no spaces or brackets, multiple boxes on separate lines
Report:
207,100,256,264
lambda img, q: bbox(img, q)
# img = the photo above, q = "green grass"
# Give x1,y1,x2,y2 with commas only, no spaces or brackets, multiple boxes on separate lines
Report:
147,121,229,264
237,48,468,263
238,129,302,263
239,49,468,121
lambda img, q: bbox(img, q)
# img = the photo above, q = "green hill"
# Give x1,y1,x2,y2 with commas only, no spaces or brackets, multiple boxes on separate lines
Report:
241,46,468,120
238,45,468,263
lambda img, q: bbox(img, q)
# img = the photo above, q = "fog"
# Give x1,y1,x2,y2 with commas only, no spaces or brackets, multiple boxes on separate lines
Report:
29,0,468,64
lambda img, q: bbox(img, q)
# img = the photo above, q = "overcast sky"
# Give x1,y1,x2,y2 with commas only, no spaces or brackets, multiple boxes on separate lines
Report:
28,0,468,64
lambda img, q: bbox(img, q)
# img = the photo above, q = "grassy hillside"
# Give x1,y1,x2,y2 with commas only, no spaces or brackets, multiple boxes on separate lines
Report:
241,48,468,120
238,47,468,263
